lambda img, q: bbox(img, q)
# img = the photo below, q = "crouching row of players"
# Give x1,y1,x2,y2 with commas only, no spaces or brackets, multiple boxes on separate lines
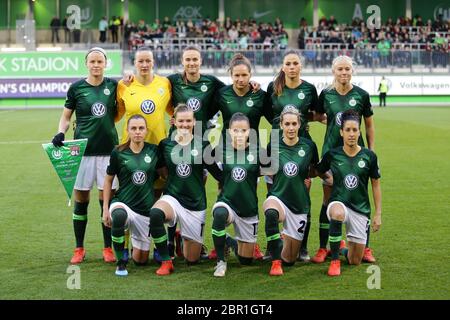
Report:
102,104,382,277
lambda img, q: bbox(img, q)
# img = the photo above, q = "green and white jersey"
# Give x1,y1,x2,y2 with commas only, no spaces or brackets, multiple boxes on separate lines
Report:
316,85,373,156
267,80,319,140
107,143,162,217
213,85,271,134
215,144,261,218
64,77,119,156
168,73,225,134
267,138,319,214
317,147,381,217
159,135,221,211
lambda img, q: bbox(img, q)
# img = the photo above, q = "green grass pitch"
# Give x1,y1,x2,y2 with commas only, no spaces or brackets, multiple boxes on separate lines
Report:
0,106,449,299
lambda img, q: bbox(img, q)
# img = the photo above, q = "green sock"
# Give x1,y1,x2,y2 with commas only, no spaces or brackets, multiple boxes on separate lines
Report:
265,209,282,260
99,200,112,248
149,208,170,261
319,204,329,248
329,219,343,260
111,208,127,261
73,202,88,248
212,206,228,261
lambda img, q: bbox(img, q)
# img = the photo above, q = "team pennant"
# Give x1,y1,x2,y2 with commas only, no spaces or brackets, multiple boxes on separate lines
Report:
42,139,87,205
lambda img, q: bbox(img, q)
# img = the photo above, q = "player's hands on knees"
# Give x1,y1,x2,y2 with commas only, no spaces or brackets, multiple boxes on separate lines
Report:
51,132,65,147
102,210,112,228
372,214,381,232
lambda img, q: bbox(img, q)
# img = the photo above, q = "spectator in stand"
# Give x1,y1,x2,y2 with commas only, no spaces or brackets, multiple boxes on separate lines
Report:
50,16,61,43
62,15,70,43
99,17,108,43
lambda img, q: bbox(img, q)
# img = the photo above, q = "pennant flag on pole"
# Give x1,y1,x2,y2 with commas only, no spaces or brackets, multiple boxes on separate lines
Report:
42,139,87,205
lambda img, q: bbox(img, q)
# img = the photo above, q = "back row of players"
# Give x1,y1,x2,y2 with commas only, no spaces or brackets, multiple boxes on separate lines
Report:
52,46,381,277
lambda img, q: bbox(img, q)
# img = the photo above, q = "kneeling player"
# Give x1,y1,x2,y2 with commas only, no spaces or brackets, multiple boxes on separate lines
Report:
315,110,382,276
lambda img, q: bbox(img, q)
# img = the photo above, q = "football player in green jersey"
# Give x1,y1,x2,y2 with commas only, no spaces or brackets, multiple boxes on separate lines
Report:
263,108,320,276
103,115,164,276
315,110,382,276
311,55,377,264
265,50,320,261
148,105,222,276
51,47,119,265
211,113,263,277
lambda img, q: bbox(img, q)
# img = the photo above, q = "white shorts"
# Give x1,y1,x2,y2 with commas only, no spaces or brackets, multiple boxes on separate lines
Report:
326,201,369,244
212,201,259,243
109,202,151,251
74,156,119,191
160,195,206,244
266,196,308,241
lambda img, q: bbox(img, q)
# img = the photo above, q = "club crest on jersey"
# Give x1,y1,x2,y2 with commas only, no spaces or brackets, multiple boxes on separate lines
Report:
298,148,305,157
246,99,254,107
176,163,192,177
187,97,201,112
283,162,299,177
247,154,255,162
158,88,165,95
132,171,147,185
335,111,343,126
283,105,297,113
52,149,63,160
298,92,305,100
144,155,152,163
103,88,110,96
344,174,359,190
191,149,199,157
349,98,357,106
91,102,106,117
231,167,247,182
358,160,366,168
201,84,208,92
141,100,155,114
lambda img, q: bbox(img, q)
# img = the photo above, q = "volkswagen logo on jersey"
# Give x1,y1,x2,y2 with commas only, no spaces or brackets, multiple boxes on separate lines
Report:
349,97,357,106
344,174,359,190
52,149,63,160
201,84,208,92
283,162,299,177
335,111,343,126
283,105,297,113
231,167,247,182
141,100,155,114
298,92,305,100
132,171,147,185
187,97,201,112
358,160,366,168
246,99,254,107
176,163,192,177
91,102,106,117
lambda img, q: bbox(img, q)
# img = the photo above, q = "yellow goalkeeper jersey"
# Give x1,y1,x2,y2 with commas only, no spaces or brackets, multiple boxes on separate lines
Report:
116,75,173,144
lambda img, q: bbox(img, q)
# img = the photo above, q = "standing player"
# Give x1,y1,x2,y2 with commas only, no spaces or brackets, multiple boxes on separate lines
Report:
102,115,164,276
263,108,320,276
51,47,118,264
311,55,376,264
315,110,382,276
116,47,173,260
266,50,320,261
210,113,263,277
148,105,222,276
210,53,271,260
